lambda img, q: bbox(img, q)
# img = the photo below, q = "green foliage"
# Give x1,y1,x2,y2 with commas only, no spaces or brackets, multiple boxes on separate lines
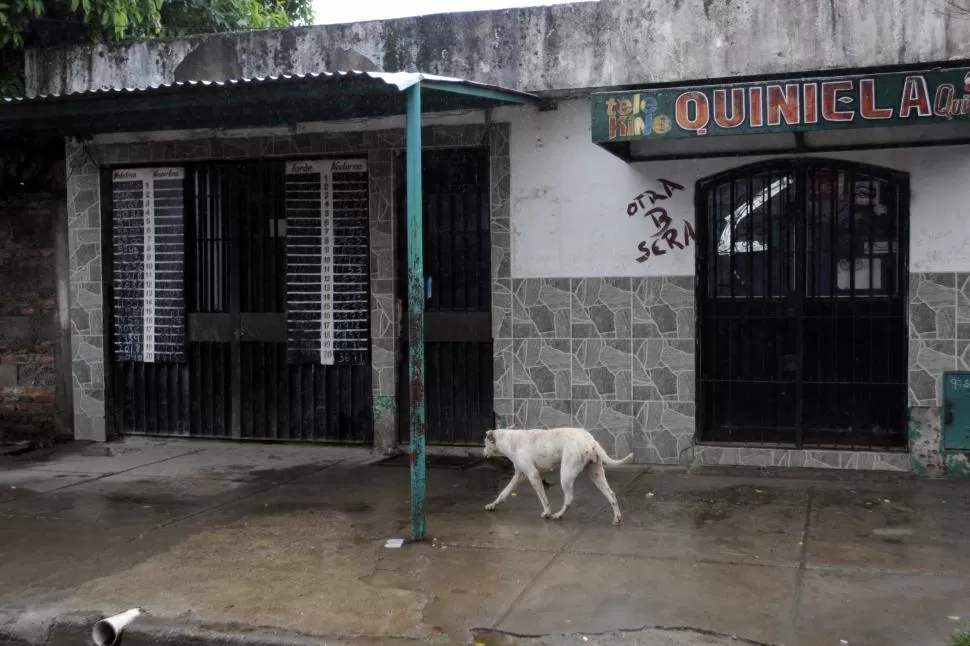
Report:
0,0,45,49
953,632,970,646
0,0,314,95
157,0,295,39
0,0,312,52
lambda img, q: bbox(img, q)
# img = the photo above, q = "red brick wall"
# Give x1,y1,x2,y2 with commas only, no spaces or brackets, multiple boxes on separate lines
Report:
0,195,58,444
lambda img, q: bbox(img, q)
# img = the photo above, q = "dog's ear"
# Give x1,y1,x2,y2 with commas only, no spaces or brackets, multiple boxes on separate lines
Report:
485,429,495,442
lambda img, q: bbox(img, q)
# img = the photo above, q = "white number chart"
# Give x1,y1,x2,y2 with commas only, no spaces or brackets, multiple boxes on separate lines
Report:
320,168,335,365
110,167,186,364
284,159,368,366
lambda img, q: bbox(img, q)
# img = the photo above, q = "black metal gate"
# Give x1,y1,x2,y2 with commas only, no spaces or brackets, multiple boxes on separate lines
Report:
397,149,494,445
696,159,909,450
106,160,372,442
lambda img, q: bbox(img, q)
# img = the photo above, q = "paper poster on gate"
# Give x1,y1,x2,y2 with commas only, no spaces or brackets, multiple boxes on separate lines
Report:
284,159,369,366
110,167,186,364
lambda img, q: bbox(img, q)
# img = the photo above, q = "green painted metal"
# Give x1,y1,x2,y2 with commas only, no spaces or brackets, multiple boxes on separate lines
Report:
943,372,970,450
406,82,427,542
421,81,530,104
591,66,970,143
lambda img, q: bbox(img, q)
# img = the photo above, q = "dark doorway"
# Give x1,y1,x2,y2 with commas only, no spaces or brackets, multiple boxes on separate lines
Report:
396,148,494,445
696,159,909,450
105,160,373,442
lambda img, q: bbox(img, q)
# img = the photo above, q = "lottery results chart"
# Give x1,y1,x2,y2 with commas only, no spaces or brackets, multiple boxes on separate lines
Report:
110,168,187,363
284,160,370,366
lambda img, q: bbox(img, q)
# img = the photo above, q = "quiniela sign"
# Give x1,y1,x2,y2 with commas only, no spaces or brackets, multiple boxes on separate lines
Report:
591,67,970,142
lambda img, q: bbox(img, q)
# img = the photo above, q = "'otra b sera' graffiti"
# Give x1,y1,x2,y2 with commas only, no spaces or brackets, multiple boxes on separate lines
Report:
628,178,696,263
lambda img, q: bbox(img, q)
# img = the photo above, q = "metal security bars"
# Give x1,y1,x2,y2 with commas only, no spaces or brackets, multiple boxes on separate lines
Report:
396,148,494,446
107,160,372,442
107,168,191,437
696,159,909,450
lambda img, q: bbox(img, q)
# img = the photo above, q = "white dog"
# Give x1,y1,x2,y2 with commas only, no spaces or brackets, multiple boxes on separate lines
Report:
482,427,633,525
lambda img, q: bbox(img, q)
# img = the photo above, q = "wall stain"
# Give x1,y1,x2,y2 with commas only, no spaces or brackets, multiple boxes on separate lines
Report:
174,36,243,83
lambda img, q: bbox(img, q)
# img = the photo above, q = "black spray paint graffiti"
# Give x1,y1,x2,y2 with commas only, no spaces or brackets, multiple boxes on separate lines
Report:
628,178,696,263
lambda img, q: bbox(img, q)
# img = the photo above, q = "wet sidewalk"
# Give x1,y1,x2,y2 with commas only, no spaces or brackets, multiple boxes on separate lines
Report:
1,438,969,646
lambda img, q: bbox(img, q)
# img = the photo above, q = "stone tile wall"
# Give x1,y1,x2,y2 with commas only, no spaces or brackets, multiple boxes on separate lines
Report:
906,272,970,477
65,123,510,446
493,275,697,464
491,270,948,469
66,143,105,441
909,273,970,405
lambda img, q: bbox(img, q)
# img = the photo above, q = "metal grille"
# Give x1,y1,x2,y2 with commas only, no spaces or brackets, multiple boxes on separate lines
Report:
696,159,909,450
192,167,231,314
107,160,372,442
107,167,191,436
186,165,234,438
238,345,370,441
111,361,193,436
397,149,494,446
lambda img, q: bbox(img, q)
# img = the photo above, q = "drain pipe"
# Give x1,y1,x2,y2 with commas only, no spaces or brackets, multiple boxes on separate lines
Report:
92,608,144,646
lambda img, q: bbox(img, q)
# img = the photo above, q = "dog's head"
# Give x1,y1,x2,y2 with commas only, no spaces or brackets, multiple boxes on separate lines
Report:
482,429,500,458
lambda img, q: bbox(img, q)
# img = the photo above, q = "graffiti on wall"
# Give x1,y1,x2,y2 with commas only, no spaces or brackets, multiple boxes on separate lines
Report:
628,178,696,264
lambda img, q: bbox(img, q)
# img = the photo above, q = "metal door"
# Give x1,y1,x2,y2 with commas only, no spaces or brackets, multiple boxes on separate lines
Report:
107,160,372,441
397,149,494,445
943,372,970,450
696,159,909,450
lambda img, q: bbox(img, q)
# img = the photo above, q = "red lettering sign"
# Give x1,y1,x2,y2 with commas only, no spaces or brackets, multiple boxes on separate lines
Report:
934,84,955,118
900,76,932,118
609,117,628,138
766,84,800,126
749,87,764,127
822,81,855,122
803,83,819,124
675,91,711,133
860,79,893,119
713,88,746,128
598,68,969,142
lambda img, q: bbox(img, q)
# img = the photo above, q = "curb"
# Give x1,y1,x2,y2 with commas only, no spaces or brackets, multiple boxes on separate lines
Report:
1,612,361,646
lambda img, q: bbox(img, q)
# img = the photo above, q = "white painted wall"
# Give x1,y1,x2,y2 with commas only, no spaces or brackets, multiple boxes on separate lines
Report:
93,96,970,278
508,99,970,277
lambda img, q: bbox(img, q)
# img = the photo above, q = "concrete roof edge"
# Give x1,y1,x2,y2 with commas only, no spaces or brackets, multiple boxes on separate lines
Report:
21,1,599,59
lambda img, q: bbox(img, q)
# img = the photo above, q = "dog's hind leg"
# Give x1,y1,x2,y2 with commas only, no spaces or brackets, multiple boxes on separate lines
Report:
551,461,578,520
485,470,523,511
523,466,553,519
587,460,622,525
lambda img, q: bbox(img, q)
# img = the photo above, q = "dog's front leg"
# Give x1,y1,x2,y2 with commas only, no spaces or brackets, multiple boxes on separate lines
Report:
523,467,553,519
485,470,523,511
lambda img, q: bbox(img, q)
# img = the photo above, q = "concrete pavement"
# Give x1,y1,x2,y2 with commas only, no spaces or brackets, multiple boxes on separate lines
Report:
1,438,969,646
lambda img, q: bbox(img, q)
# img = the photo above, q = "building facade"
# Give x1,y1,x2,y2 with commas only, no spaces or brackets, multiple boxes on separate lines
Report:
19,0,970,473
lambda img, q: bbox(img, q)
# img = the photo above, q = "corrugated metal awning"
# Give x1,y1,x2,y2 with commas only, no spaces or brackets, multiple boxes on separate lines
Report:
0,70,542,136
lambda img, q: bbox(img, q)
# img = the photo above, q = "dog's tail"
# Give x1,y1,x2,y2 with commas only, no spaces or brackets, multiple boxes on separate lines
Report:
593,442,634,467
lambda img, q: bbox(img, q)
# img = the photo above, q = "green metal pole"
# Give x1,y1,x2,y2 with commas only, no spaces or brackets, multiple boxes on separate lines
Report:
406,82,427,542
